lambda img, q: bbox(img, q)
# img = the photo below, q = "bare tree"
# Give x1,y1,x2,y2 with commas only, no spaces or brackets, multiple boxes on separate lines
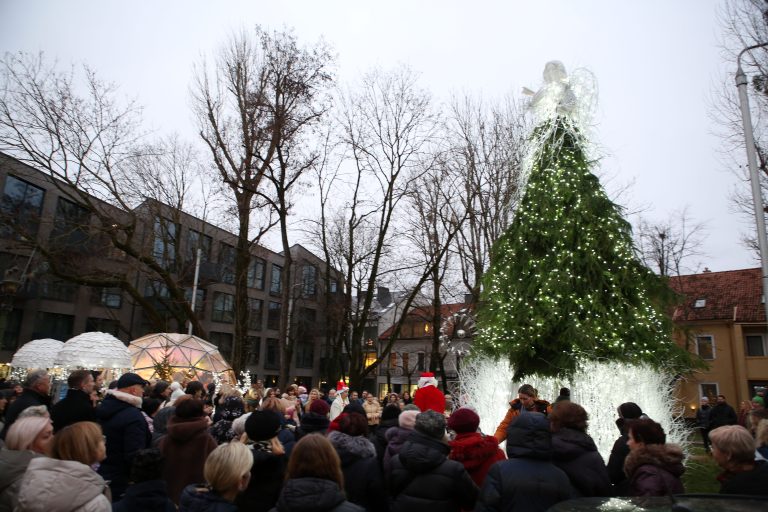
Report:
635,208,707,277
193,28,332,373
444,93,529,302
0,52,208,336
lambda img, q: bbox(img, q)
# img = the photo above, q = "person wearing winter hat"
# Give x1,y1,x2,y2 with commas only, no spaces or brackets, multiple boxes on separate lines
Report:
607,402,647,494
327,411,387,512
493,383,551,444
296,399,331,439
383,409,420,473
555,387,571,405
413,372,446,414
389,410,478,511
238,410,287,512
448,407,506,488
371,403,401,465
330,381,350,421
476,412,572,512
159,398,218,504
168,381,184,406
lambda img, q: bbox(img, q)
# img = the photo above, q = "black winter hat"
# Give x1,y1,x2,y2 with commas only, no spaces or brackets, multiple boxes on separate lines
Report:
245,410,282,441
381,404,402,422
415,409,446,440
618,402,643,420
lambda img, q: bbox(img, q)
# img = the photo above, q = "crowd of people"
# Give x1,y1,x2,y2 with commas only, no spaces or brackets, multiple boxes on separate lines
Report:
0,371,766,512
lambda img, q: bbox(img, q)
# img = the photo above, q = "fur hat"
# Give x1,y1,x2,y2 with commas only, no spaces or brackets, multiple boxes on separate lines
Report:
245,410,281,441
418,372,438,388
309,399,330,416
415,410,446,439
447,407,480,434
399,410,419,430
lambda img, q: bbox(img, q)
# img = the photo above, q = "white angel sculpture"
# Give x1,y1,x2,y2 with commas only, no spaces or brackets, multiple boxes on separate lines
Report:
523,60,597,128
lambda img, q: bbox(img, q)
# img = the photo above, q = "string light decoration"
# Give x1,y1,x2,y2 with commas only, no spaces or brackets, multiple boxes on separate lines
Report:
476,63,690,380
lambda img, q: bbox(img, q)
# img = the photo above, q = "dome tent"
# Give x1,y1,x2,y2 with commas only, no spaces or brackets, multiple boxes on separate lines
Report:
10,338,64,369
55,332,132,369
129,332,234,381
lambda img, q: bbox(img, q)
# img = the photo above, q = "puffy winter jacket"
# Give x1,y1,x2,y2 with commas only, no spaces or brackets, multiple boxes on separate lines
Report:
623,443,685,497
448,432,506,488
0,449,41,512
383,426,413,474
550,427,612,497
327,431,388,512
15,456,111,512
112,480,175,512
270,477,364,512
389,430,478,512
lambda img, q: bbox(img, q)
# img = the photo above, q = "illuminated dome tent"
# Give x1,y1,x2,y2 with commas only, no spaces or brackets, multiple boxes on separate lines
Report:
10,338,64,369
129,333,234,382
55,332,132,370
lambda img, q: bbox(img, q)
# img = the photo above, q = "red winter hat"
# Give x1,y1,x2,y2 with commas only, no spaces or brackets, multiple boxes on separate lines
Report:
309,399,330,416
447,407,480,434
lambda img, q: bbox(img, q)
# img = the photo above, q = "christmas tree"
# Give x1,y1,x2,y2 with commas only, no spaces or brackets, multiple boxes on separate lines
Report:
477,96,688,380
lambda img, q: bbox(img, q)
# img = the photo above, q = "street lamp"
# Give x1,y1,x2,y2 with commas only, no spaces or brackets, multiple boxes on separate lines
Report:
736,42,768,328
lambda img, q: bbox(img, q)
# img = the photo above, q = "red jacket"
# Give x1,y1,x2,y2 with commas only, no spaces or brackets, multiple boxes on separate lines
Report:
449,432,507,487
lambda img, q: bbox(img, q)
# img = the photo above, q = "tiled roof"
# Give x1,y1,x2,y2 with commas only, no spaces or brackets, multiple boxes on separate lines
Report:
669,267,765,323
379,302,472,340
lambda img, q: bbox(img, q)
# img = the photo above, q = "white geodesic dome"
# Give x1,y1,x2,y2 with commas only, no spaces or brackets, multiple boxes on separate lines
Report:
10,338,64,369
55,332,132,369
129,333,234,381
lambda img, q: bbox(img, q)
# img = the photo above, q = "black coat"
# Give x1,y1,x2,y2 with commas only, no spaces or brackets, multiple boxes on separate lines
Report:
270,478,364,512
708,402,737,429
51,388,96,432
327,431,387,512
476,413,572,512
1,388,50,438
235,444,286,512
370,416,398,466
180,484,238,512
551,428,612,497
388,431,478,512
95,391,151,499
719,460,768,496
607,422,631,494
113,479,176,512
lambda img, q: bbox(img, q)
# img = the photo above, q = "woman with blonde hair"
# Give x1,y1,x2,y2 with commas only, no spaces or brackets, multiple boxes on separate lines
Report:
16,421,111,511
4,415,53,454
709,424,768,495
180,442,254,510
271,434,363,512
304,388,321,413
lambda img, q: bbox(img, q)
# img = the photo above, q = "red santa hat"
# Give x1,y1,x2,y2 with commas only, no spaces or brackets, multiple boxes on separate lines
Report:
418,372,438,388
336,380,349,393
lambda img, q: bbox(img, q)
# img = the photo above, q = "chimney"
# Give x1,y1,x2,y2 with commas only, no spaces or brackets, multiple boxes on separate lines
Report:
377,286,392,306
463,293,474,305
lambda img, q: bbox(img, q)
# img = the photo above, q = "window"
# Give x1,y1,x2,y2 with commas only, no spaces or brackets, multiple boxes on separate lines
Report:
153,218,178,270
248,298,263,331
0,175,45,239
695,335,715,360
746,334,767,357
144,280,170,298
295,341,314,368
265,338,280,369
417,352,425,372
210,331,233,359
270,265,282,295
184,288,206,312
37,277,78,302
301,265,317,297
389,352,398,369
91,287,122,309
219,243,236,284
267,301,282,330
85,317,120,336
32,312,74,341
700,383,719,401
1,309,22,351
212,292,235,323
694,298,706,308
330,279,338,294
186,229,212,263
247,336,261,365
402,352,410,373
298,307,316,330
50,197,90,250
248,258,266,289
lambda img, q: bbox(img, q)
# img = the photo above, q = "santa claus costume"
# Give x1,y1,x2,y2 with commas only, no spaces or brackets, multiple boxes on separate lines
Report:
413,372,445,414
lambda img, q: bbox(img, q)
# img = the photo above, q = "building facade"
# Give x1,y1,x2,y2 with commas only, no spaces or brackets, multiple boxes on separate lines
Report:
0,152,341,388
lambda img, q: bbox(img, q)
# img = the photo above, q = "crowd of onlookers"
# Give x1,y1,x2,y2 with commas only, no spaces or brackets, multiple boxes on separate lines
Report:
0,371,766,512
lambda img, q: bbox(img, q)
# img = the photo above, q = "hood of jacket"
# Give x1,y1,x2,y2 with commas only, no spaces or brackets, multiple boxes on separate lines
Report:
120,479,174,509
397,430,450,474
449,432,503,469
166,416,210,443
15,456,109,512
96,389,142,421
276,477,346,512
551,427,598,461
385,425,413,445
0,449,40,493
624,443,685,479
505,412,552,460
327,430,376,465
180,484,237,512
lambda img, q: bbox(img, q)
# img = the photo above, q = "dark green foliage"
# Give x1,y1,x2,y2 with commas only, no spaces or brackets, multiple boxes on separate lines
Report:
476,117,691,379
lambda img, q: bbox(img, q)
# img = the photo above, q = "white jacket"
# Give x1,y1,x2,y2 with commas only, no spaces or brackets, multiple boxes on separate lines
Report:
15,457,111,512
330,396,349,421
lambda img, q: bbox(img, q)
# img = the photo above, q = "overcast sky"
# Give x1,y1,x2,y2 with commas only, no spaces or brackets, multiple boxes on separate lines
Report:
0,0,757,273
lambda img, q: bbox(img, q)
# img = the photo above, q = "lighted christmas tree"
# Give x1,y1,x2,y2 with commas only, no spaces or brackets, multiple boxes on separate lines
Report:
476,62,688,380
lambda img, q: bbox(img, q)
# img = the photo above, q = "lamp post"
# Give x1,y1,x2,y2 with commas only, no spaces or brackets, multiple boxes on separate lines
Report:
736,42,768,328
